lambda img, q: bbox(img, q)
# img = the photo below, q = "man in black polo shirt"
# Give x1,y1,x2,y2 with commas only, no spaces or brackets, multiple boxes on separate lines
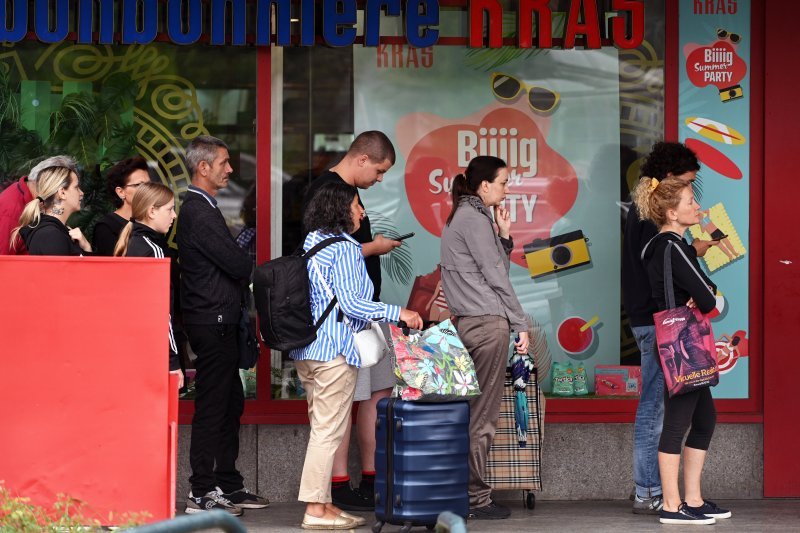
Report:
302,131,401,510
178,135,268,515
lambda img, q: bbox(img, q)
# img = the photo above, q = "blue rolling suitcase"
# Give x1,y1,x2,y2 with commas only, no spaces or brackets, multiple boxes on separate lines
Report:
373,398,470,533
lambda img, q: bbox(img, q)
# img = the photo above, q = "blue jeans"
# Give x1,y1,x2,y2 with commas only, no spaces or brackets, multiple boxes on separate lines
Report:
632,325,664,498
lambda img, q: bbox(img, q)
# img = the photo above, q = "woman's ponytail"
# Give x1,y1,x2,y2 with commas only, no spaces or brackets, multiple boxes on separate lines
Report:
113,221,134,257
445,174,467,226
9,199,43,251
631,176,656,223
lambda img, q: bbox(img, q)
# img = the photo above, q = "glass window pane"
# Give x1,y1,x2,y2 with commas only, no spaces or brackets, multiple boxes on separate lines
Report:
269,46,354,400
271,3,667,400
0,40,258,399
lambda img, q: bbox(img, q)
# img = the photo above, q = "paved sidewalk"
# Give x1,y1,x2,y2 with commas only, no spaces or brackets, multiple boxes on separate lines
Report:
222,499,800,532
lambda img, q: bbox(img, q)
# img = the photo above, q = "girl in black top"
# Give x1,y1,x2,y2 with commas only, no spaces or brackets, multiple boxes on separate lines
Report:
93,156,151,255
634,175,730,525
12,164,92,256
113,182,182,386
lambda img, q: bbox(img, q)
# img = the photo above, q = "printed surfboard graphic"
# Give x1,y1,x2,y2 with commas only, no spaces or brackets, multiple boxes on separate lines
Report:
686,138,743,179
685,116,745,145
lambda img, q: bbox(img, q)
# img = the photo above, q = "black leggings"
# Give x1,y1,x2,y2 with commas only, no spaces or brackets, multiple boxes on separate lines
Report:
658,385,716,454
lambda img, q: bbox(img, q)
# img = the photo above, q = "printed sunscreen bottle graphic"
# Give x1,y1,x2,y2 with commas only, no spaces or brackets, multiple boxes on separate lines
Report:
551,361,575,396
573,362,589,396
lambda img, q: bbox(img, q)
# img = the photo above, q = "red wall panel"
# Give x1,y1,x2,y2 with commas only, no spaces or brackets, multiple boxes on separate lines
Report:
763,2,800,498
0,256,177,522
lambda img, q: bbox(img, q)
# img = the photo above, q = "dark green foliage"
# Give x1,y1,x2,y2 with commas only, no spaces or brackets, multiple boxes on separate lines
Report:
0,71,139,238
370,211,415,285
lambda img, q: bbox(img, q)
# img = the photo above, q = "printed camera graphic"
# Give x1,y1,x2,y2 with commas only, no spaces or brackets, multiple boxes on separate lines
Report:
719,84,743,102
523,230,591,279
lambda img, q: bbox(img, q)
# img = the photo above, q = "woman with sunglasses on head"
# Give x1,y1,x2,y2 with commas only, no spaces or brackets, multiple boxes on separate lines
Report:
634,175,729,526
114,182,183,387
11,161,93,256
439,155,529,520
93,156,151,256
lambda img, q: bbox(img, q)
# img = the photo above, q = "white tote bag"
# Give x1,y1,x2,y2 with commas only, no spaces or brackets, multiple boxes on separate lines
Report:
351,322,389,368
311,259,389,367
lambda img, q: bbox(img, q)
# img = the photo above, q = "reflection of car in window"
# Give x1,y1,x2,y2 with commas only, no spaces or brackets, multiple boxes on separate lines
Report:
215,180,249,233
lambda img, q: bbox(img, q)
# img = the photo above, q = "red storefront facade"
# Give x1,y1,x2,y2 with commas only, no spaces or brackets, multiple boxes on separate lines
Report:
2,0,797,497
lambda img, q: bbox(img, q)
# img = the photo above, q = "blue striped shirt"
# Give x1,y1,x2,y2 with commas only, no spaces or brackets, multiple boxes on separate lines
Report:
289,231,401,367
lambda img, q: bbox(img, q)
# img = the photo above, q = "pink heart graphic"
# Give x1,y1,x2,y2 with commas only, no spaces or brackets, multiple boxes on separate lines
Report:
398,105,578,268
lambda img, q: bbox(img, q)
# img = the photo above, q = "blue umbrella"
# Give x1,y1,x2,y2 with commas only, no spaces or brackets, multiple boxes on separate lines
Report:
510,349,536,447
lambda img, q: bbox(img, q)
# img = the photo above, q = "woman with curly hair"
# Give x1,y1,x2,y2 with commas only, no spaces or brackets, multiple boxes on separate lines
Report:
635,174,730,525
624,142,719,515
290,179,422,530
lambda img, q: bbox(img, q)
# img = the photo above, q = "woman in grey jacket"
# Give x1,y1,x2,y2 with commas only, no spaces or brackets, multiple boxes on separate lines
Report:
440,155,529,520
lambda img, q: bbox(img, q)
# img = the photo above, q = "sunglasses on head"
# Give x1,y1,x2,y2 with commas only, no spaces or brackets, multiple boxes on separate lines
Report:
490,73,560,114
716,28,741,43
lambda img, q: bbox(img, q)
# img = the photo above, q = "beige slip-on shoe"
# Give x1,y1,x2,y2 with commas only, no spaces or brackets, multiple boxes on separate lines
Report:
301,512,359,530
338,511,366,526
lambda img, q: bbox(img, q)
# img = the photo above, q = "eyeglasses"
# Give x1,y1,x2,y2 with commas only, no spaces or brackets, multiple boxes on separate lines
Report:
716,28,741,43
491,73,560,114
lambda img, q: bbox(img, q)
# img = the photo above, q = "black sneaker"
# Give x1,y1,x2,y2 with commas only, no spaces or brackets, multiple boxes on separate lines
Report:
217,487,270,509
331,483,373,511
659,502,715,525
358,478,375,503
185,490,243,516
632,494,664,515
685,500,731,519
468,501,511,520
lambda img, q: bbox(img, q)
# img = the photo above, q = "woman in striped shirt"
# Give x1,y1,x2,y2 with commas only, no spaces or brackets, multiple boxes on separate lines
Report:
114,182,182,387
291,180,422,530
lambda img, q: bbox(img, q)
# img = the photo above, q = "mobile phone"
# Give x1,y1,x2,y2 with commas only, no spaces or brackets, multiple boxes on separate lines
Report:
395,232,415,241
714,234,728,241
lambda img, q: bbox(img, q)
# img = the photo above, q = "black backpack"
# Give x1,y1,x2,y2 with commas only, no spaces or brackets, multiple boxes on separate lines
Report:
253,237,347,351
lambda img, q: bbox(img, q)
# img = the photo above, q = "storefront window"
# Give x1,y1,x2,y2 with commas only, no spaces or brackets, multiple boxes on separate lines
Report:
270,3,668,400
0,40,258,397
0,1,755,417
268,45,354,400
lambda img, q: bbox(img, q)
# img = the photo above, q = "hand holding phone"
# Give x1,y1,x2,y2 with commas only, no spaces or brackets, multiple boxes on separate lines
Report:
395,232,415,241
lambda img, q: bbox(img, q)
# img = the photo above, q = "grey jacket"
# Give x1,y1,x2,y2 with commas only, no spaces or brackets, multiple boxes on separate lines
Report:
439,196,528,333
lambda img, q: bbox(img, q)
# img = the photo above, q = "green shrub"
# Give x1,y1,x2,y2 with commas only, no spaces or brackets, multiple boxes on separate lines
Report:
0,482,148,532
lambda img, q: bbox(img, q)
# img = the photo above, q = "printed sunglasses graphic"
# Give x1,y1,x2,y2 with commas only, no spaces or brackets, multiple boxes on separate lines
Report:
716,28,741,43
491,73,560,114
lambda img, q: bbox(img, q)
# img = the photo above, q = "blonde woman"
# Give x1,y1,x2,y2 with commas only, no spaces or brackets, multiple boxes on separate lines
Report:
635,175,729,526
11,163,92,256
114,182,182,386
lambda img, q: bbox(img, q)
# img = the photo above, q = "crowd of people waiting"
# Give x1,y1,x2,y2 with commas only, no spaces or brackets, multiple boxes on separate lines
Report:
0,136,730,528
